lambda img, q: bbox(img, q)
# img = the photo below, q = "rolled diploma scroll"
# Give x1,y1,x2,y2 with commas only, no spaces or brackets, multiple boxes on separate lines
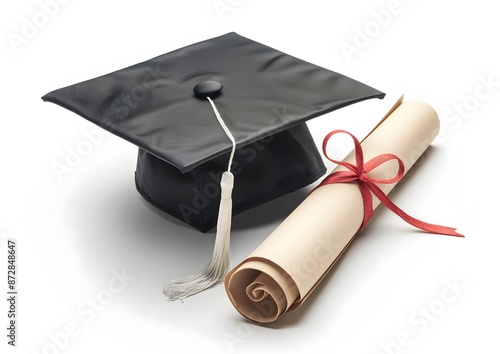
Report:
224,99,440,323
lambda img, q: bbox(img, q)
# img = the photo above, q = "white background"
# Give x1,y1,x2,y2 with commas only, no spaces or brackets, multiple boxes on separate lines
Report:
1,0,499,353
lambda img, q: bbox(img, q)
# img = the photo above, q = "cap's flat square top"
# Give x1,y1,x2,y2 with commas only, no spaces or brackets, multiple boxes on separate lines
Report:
43,32,384,172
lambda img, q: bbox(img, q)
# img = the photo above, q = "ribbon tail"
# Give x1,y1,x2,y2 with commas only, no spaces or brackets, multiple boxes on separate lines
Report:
368,182,464,237
358,182,374,229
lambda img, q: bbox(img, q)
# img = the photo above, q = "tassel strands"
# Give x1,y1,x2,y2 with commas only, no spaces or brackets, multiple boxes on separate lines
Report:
163,97,236,301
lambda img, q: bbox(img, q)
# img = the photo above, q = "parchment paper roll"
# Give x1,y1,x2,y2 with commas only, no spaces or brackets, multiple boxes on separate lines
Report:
224,98,442,323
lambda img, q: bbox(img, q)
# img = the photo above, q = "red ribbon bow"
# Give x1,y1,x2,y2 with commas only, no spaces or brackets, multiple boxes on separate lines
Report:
313,130,463,237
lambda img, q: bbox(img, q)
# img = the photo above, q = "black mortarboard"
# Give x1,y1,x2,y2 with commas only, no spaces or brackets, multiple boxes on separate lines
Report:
42,32,384,299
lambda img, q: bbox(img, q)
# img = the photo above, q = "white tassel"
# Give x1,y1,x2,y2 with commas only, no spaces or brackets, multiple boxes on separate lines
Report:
164,97,236,301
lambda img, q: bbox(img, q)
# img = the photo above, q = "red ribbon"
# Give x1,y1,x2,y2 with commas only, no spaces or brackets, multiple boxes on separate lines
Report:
312,130,463,237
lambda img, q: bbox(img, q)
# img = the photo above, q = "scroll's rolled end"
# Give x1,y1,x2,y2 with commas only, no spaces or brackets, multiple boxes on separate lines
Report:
224,260,300,323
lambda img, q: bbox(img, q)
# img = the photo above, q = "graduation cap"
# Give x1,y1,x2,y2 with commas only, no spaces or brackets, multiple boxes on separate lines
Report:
42,32,384,300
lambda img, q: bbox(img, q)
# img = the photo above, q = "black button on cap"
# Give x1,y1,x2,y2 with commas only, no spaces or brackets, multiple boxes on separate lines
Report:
193,80,223,98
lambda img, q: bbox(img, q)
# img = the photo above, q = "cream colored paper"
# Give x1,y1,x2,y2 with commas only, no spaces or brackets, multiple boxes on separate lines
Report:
224,98,441,323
